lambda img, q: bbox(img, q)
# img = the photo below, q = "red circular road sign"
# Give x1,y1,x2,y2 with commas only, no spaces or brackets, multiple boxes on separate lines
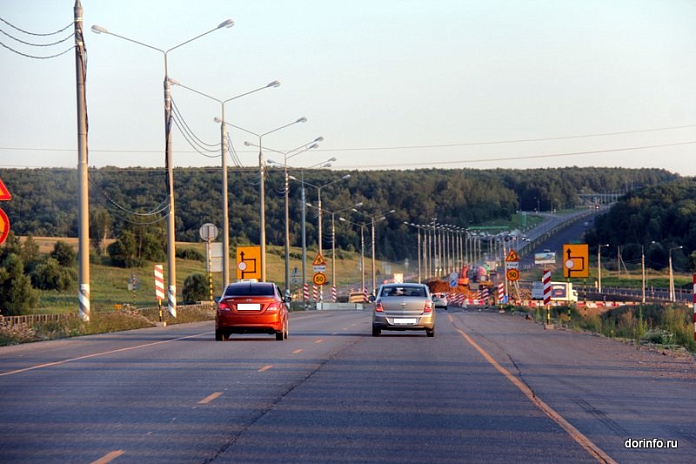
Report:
0,208,9,246
506,268,519,281
313,272,327,286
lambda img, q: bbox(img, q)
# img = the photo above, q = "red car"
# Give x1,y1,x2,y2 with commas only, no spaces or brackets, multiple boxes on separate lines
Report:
215,281,290,341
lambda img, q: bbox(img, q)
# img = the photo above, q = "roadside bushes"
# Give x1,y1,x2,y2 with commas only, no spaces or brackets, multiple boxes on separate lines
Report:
578,304,696,351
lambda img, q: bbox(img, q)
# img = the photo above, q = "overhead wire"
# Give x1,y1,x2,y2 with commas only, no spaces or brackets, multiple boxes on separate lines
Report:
0,16,74,59
171,98,220,158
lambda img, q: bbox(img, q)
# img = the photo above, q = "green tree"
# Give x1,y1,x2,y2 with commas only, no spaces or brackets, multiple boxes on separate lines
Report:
182,273,210,304
0,252,38,316
31,258,76,291
90,207,113,255
107,229,142,268
51,240,76,267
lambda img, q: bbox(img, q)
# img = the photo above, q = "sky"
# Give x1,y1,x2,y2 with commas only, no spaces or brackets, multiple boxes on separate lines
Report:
1,0,695,176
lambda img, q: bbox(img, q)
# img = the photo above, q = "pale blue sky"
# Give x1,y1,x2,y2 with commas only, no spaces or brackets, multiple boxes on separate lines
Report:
1,0,695,175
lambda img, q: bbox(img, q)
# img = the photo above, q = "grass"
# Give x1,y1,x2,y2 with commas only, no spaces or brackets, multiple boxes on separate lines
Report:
520,302,696,353
22,238,404,315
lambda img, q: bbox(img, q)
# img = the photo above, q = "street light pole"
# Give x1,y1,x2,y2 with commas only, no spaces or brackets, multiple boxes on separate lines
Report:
173,80,280,287
351,209,395,294
598,244,609,293
92,18,234,318
264,140,323,296
74,1,90,322
669,245,683,302
222,117,307,282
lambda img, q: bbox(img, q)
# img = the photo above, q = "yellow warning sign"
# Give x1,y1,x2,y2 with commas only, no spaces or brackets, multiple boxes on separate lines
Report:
563,243,589,278
312,253,327,266
505,249,519,262
236,246,261,281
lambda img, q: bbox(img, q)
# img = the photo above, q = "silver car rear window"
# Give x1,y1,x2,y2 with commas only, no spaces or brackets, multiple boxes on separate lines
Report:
381,286,425,297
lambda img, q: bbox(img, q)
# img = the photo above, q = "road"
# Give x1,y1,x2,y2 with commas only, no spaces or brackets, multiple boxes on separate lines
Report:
1,309,694,463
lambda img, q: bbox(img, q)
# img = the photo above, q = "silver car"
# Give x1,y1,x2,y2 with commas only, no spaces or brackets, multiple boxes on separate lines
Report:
371,283,435,337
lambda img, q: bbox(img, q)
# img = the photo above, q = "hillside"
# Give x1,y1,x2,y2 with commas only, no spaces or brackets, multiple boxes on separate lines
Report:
1,166,677,262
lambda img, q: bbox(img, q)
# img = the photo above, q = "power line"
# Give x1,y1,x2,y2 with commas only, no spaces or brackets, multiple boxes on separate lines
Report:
0,16,73,36
2,123,694,157
335,140,696,169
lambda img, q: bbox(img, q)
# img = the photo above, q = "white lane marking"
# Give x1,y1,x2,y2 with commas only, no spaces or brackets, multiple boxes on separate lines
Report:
0,332,210,377
258,365,273,372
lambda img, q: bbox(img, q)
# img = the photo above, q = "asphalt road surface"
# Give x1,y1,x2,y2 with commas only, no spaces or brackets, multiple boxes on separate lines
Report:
1,309,694,463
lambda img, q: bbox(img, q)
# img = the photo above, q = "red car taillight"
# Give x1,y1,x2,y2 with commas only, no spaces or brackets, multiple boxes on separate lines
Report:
218,301,230,311
375,301,384,312
266,302,280,312
423,300,433,313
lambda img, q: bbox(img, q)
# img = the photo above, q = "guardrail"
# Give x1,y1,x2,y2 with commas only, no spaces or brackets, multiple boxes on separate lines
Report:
0,313,75,327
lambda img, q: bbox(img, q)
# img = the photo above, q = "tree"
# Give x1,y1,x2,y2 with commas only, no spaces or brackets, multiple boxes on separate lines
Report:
31,258,76,291
90,207,113,255
182,273,210,304
0,252,38,316
107,229,141,268
51,240,76,267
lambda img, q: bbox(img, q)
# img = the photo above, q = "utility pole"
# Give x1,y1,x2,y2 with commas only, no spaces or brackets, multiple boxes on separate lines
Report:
74,0,90,322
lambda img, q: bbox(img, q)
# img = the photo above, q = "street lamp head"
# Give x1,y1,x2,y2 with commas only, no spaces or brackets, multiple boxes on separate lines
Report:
91,25,108,34
244,141,253,146
267,80,281,88
314,136,324,142
307,143,319,150
354,202,363,208
167,77,181,86
214,117,222,123
296,117,308,124
218,19,235,29
342,174,351,180
327,157,337,162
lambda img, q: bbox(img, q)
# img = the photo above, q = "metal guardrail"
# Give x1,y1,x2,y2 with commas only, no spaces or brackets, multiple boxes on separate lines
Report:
0,313,75,326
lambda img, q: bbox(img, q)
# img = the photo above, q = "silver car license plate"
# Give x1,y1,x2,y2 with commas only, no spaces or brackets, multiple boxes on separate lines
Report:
394,318,417,324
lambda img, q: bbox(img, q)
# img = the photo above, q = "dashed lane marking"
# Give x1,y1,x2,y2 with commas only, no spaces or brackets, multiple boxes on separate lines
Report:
198,392,223,404
91,450,125,464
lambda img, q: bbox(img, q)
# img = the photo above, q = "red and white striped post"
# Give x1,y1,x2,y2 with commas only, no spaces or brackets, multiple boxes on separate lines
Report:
303,283,309,302
312,285,318,302
331,285,337,302
363,287,369,303
543,270,552,325
154,264,164,322
497,282,505,304
692,274,695,341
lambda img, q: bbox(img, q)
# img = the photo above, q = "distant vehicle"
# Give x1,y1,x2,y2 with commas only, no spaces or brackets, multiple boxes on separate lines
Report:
371,283,435,337
531,281,578,303
215,281,290,341
432,293,448,308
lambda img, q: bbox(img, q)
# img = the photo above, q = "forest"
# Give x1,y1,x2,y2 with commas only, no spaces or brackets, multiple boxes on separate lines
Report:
586,177,696,272
0,166,682,263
